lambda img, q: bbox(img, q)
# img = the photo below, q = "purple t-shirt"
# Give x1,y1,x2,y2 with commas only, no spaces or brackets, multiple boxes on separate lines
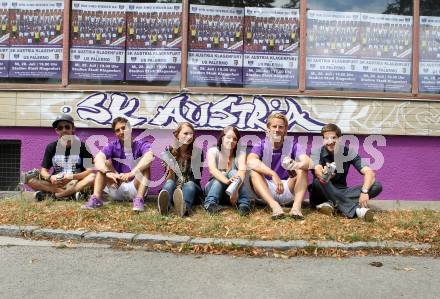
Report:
250,138,299,180
101,139,151,174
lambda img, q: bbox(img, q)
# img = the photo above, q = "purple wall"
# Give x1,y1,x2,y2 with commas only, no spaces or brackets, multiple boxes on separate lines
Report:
1,127,439,200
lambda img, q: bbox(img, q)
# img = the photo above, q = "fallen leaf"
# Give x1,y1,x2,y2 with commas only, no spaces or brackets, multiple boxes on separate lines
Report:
369,261,383,267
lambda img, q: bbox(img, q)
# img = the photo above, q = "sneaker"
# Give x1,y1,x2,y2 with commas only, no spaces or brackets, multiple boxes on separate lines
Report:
74,191,86,201
316,202,334,216
173,188,186,217
83,195,104,209
34,191,48,201
133,196,145,212
238,205,250,216
206,203,222,215
21,168,40,184
157,190,169,215
356,207,374,222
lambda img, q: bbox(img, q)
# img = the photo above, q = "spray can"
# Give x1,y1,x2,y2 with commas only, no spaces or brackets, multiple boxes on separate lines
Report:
321,162,336,182
226,176,242,196
282,156,297,170
56,173,65,181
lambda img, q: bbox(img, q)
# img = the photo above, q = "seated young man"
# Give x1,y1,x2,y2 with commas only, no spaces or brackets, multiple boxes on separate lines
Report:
84,117,154,211
247,113,310,220
310,123,383,222
25,114,95,200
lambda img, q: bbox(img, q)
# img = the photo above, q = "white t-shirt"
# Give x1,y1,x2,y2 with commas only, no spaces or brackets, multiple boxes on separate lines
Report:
207,147,240,172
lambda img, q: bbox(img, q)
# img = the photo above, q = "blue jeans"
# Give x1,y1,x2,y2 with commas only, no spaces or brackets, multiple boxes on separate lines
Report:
204,170,250,210
161,179,201,210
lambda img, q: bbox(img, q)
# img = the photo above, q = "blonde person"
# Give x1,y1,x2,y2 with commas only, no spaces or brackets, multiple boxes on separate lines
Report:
247,113,310,219
204,126,250,216
157,122,203,217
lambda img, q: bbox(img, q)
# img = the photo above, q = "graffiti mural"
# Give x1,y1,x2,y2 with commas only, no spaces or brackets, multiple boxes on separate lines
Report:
2,91,439,136
77,92,148,127
75,92,326,131
148,94,325,131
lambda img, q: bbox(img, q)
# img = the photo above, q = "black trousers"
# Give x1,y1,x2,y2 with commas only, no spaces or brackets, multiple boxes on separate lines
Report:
309,178,383,218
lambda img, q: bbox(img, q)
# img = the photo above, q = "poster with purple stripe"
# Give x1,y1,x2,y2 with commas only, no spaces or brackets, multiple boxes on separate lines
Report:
306,10,361,90
69,1,126,81
244,7,299,88
357,13,412,92
306,11,412,92
188,5,244,86
419,16,440,94
8,0,63,79
126,3,182,82
0,1,9,78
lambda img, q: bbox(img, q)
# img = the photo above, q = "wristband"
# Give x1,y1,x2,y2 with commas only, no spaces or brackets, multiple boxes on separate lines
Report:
361,188,369,194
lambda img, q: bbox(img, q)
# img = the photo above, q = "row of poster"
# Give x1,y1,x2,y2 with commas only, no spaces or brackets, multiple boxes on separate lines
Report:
0,1,437,93
0,0,182,82
186,6,438,91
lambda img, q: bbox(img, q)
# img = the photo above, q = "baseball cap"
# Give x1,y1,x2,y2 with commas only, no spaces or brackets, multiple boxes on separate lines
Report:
52,114,75,128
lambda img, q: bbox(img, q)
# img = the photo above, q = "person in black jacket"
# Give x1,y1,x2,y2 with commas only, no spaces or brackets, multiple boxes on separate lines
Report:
309,123,382,222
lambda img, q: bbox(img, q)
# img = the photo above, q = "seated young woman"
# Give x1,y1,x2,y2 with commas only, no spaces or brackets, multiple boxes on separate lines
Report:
204,126,250,216
157,122,203,217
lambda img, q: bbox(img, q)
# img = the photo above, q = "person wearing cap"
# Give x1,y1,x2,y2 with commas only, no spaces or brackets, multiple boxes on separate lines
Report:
83,117,154,211
24,114,95,201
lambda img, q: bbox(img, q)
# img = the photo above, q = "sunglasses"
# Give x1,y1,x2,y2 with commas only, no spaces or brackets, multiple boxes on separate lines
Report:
56,124,72,131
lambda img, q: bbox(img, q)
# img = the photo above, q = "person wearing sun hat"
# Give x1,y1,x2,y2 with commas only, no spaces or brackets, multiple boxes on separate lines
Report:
22,114,95,201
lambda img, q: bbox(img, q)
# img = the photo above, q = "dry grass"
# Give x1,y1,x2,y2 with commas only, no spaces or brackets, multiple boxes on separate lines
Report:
0,196,439,245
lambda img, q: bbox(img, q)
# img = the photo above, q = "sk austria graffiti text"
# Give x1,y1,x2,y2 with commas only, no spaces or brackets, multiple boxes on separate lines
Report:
77,93,325,132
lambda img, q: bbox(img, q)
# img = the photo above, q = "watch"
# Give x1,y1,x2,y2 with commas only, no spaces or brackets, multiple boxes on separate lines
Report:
361,188,369,194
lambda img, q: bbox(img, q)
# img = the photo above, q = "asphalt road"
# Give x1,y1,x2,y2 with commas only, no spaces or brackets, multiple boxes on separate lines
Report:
0,242,439,299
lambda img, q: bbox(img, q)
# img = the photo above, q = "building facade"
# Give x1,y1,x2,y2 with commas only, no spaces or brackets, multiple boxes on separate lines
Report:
0,0,438,200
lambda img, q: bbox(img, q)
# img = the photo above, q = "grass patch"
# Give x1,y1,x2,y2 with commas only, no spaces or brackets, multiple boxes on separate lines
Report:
0,197,439,245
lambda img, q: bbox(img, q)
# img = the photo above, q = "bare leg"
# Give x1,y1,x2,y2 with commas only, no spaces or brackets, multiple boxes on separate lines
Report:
27,178,63,194
250,170,282,213
133,168,150,198
54,173,96,198
92,171,108,199
288,169,308,216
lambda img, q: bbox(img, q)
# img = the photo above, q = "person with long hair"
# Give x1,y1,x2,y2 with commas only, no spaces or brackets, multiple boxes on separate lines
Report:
203,126,250,216
157,122,203,217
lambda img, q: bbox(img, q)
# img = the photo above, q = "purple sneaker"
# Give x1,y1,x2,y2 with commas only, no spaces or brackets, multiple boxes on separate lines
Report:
83,195,103,209
133,196,144,212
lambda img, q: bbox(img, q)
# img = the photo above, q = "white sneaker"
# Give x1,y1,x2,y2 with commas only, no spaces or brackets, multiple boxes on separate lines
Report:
356,207,374,222
21,168,40,184
316,202,334,216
